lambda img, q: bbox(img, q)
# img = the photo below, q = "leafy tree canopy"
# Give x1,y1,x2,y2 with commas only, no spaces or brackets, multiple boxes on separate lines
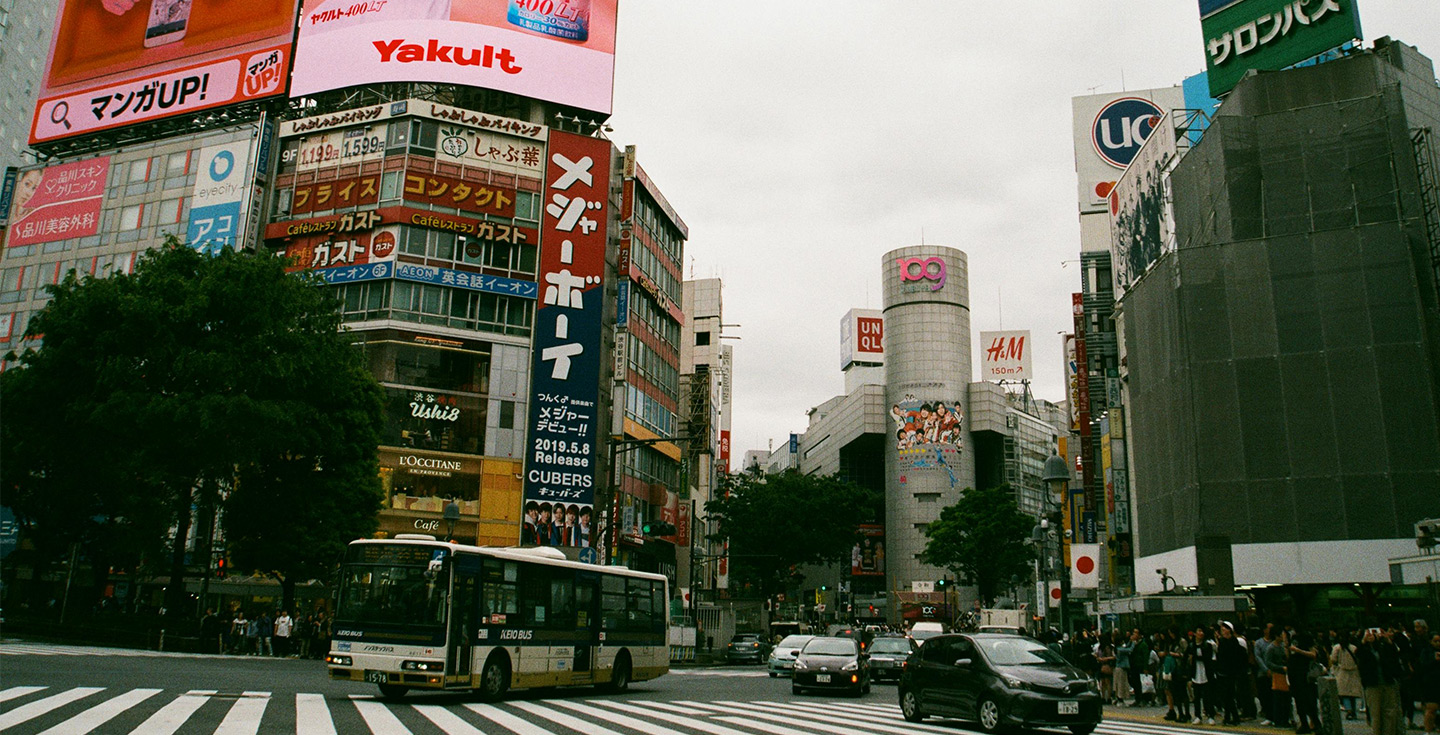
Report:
920,483,1037,607
705,469,880,597
1,238,385,613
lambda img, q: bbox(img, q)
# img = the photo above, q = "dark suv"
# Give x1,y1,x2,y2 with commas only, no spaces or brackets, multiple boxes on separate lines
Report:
898,633,1102,735
725,633,771,664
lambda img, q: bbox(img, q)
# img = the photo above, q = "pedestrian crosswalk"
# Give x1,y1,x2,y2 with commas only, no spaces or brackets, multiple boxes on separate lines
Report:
0,641,237,660
0,685,1233,735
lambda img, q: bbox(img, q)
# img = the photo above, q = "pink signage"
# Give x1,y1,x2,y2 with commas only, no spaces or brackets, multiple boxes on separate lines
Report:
8,157,110,248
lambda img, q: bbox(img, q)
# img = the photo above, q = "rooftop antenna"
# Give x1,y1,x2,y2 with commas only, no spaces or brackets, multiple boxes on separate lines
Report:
998,286,1003,329
921,227,925,245
1121,68,1127,92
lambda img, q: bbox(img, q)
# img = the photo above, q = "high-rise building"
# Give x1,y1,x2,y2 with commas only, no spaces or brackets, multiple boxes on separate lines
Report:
1121,39,1440,623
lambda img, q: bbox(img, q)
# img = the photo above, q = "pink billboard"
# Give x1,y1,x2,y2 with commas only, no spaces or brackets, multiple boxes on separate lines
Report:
7,158,111,248
291,0,618,114
31,1,299,144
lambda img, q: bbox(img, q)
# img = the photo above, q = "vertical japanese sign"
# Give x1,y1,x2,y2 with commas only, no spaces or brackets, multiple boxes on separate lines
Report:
187,140,255,255
523,130,610,543
1073,293,1097,544
1064,334,1079,431
719,430,731,475
7,158,110,248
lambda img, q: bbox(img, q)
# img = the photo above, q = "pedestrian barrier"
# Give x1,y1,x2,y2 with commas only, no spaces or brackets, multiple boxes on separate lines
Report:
669,645,695,663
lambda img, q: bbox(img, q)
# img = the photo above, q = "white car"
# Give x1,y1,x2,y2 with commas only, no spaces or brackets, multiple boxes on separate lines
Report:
767,634,815,677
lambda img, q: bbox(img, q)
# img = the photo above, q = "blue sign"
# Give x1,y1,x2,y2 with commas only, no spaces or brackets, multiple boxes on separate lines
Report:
0,167,16,227
393,262,538,299
312,261,391,285
616,281,629,328
578,547,599,565
187,143,249,255
789,433,799,454
1198,0,1243,18
1091,97,1165,169
0,506,17,560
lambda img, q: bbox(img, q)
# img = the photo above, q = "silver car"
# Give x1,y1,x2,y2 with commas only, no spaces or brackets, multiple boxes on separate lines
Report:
767,634,815,677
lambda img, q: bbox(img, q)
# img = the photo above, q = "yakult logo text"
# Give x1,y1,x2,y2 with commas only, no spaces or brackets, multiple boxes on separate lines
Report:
897,257,947,291
373,40,523,74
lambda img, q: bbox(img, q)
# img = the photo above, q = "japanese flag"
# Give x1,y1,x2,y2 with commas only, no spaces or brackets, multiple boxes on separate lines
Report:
1071,544,1100,589
1048,581,1062,608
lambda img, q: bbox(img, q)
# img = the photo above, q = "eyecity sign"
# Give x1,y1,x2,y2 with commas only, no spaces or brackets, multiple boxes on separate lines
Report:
1201,0,1362,97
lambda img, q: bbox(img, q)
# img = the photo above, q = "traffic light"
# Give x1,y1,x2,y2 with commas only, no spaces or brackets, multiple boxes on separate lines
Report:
819,584,829,591
216,558,228,579
936,578,949,590
641,521,676,537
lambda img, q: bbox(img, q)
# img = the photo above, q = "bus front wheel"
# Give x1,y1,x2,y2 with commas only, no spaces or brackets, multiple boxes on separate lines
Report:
603,651,632,692
478,653,510,701
377,683,407,700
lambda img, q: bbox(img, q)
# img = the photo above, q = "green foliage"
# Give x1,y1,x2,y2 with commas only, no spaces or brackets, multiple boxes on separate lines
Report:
705,468,880,597
1,238,385,612
920,484,1037,607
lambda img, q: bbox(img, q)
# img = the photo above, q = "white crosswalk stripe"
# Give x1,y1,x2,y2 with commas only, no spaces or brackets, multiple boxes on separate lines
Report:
666,670,771,678
0,684,1220,735
0,642,234,661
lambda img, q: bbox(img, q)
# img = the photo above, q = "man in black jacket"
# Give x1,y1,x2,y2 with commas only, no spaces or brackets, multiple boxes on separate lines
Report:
1215,621,1248,726
1358,627,1406,735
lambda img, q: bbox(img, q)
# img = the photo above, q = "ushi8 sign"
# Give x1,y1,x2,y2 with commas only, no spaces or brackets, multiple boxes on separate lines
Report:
522,130,612,543
291,0,619,115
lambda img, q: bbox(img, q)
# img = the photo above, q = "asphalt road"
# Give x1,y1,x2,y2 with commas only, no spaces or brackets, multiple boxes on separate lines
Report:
0,640,1295,735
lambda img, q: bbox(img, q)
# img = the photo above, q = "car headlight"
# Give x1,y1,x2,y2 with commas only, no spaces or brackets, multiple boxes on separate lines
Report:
793,660,808,671
1003,676,1031,691
325,654,352,666
842,661,859,672
1086,677,1101,693
401,660,445,672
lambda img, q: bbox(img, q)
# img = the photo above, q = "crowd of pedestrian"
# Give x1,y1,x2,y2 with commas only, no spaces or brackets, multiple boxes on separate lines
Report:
1058,619,1440,735
197,608,332,659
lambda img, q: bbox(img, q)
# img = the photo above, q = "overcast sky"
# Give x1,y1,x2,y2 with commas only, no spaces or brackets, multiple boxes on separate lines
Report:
604,2,1439,458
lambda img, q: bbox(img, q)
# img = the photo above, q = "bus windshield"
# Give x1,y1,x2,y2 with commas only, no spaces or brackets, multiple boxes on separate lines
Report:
335,545,449,627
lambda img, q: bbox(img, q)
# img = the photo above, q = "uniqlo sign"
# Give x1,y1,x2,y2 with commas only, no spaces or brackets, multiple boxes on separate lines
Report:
522,130,611,525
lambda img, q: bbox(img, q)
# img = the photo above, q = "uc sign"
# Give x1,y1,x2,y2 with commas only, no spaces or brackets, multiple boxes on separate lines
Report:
1091,97,1164,169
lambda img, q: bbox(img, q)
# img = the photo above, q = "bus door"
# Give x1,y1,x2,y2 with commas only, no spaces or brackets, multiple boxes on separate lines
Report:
447,554,481,684
574,570,600,678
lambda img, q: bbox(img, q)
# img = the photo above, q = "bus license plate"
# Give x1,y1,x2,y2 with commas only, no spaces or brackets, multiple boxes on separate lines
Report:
1058,701,1080,715
816,674,831,683
365,671,388,684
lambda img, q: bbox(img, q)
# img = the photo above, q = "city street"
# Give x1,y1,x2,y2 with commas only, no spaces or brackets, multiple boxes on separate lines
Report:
0,640,1366,735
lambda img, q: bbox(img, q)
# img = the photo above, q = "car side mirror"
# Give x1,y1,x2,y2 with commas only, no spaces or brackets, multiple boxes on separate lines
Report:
955,658,973,667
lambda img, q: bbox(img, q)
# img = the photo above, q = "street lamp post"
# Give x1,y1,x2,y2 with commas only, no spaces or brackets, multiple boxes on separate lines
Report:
1041,454,1071,633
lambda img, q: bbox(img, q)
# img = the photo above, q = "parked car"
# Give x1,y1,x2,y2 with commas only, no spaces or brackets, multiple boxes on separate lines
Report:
725,633,771,664
792,636,870,696
867,635,918,682
898,633,1102,735
768,634,815,677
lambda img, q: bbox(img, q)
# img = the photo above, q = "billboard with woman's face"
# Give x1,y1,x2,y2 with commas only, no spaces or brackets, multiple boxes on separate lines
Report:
32,0,300,144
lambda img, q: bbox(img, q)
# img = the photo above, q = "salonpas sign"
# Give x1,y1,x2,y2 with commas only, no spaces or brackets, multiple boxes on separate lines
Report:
1202,0,1362,97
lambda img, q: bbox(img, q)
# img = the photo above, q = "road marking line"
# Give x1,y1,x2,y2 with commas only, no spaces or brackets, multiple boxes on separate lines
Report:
0,687,104,731
296,693,337,735
212,691,270,735
465,702,555,735
737,700,953,735
0,686,46,703
511,701,638,735
595,699,713,717
412,704,488,735
713,715,829,735
352,697,413,735
129,691,216,735
582,700,761,735
37,688,162,735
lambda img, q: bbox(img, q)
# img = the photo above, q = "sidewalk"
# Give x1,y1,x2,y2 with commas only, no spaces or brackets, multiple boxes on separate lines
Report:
1104,702,1377,735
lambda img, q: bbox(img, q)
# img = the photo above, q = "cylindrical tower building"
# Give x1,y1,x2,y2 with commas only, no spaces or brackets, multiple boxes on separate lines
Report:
882,246,975,605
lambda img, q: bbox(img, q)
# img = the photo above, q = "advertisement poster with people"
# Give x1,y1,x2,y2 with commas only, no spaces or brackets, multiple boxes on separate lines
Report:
520,500,592,548
851,525,885,577
892,395,965,485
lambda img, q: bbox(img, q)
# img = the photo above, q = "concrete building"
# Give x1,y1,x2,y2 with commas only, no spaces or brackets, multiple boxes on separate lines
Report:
0,0,54,169
1121,39,1440,625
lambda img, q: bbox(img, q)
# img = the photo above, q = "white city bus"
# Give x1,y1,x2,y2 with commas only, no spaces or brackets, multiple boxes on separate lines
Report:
326,535,669,699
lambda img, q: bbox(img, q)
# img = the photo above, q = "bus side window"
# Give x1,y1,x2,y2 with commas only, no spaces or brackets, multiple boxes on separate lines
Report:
549,576,575,630
522,566,548,627
626,578,652,632
481,559,518,618
601,575,626,631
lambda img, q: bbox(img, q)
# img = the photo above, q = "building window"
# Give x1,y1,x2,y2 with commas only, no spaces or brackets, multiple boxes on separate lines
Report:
499,400,515,429
166,151,190,177
695,331,711,346
156,197,183,225
128,158,151,183
118,204,143,230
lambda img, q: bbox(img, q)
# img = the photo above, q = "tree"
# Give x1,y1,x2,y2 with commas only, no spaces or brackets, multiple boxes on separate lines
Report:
1,237,385,615
920,484,1036,607
705,468,880,598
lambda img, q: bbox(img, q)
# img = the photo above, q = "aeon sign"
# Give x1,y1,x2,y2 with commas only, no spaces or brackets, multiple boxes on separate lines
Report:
1092,97,1164,169
897,257,947,291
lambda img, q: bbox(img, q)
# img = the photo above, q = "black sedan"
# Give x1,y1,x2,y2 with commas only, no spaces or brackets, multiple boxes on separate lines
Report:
725,633,771,664
898,633,1102,735
791,636,870,696
867,635,918,682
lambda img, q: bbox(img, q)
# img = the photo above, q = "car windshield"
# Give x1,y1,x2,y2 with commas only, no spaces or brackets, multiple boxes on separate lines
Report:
978,637,1069,666
733,635,761,643
778,635,814,648
870,638,913,654
910,629,943,641
803,637,858,656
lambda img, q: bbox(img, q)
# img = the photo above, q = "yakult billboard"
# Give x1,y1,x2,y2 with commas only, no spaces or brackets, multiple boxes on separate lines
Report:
32,0,299,144
291,0,618,115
